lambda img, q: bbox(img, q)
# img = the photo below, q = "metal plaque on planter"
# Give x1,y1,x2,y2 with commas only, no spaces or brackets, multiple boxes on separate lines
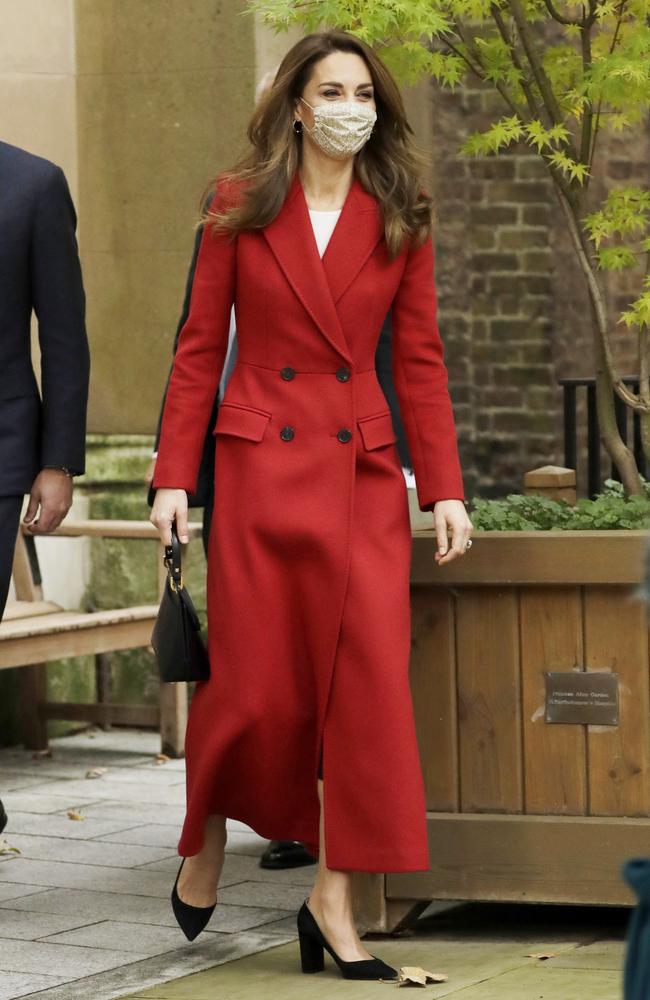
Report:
545,671,619,726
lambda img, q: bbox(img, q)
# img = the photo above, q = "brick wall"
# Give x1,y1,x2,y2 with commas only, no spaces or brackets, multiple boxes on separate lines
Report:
430,81,650,498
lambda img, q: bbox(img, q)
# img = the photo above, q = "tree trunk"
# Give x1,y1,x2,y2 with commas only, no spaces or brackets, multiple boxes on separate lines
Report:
554,185,644,495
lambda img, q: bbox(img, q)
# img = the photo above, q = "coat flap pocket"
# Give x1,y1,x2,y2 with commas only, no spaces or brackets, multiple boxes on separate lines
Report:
213,403,271,442
357,411,397,451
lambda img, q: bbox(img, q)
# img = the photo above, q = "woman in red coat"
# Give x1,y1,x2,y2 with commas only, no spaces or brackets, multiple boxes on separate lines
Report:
151,28,472,980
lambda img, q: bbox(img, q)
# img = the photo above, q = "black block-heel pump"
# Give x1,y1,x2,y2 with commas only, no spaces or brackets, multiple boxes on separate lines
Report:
297,900,398,981
171,858,216,941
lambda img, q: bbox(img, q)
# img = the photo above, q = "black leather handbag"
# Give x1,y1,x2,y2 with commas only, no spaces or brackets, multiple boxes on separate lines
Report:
151,521,210,683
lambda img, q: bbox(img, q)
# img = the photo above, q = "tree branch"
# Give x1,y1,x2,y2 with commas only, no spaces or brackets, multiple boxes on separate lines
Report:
587,0,629,170
506,0,565,126
445,27,527,119
542,0,582,25
490,5,542,120
578,20,594,172
555,186,650,413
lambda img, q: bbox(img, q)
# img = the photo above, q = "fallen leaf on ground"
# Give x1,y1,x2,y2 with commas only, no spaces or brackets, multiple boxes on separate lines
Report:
396,966,448,986
154,754,170,765
32,749,52,759
67,810,85,821
526,951,559,961
85,767,107,779
0,838,20,855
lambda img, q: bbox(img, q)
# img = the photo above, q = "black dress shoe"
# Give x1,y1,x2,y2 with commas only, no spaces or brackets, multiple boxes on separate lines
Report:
171,858,216,941
260,840,317,870
297,900,398,980
0,801,6,834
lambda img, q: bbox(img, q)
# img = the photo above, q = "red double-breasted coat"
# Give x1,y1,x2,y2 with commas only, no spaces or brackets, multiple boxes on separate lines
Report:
153,169,464,872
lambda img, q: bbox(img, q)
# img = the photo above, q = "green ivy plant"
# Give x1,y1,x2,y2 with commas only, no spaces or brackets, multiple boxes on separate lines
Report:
250,0,650,496
469,478,650,529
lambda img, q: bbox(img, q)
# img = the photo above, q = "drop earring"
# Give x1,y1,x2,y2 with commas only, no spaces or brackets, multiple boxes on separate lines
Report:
292,119,303,134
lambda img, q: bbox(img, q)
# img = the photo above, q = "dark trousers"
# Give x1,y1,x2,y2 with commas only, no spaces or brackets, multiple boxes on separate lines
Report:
0,495,23,621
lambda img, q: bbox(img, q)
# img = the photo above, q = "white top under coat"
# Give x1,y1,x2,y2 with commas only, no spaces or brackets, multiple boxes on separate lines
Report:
308,208,342,258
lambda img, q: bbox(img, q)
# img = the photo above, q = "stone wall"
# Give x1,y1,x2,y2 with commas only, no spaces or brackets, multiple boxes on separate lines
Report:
431,82,650,498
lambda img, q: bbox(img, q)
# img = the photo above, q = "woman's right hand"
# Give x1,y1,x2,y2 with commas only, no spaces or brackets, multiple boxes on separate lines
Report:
150,488,189,546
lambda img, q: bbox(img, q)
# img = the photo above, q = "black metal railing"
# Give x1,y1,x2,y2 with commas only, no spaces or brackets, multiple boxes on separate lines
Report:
559,376,647,497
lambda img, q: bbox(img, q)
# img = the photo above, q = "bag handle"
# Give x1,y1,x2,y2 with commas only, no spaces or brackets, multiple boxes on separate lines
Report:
163,519,183,591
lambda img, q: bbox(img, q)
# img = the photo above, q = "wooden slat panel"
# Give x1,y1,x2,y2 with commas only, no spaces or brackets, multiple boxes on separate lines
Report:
456,588,522,813
410,587,458,811
411,530,647,585
49,520,204,540
520,587,587,815
0,617,157,669
3,601,62,621
42,702,159,727
0,605,158,641
584,586,650,816
387,812,650,905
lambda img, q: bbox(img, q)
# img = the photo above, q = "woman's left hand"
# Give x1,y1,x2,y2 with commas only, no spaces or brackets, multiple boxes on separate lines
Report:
432,499,473,565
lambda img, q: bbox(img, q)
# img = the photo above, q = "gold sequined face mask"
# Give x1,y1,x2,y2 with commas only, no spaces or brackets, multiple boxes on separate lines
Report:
299,98,377,160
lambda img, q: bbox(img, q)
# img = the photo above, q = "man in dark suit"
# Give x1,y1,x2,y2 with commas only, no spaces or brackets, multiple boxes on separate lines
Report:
0,142,89,823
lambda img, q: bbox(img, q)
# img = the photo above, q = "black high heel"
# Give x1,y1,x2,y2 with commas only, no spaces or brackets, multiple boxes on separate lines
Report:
297,900,398,981
171,858,216,941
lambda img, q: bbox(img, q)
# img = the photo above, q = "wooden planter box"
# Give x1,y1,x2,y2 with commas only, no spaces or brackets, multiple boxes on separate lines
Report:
353,529,650,932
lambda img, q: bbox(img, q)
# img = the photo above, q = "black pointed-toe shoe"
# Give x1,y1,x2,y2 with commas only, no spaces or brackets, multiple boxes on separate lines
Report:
297,900,398,981
0,800,7,834
171,858,216,942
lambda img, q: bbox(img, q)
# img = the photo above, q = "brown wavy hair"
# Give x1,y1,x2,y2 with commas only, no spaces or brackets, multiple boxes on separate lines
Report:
204,29,433,259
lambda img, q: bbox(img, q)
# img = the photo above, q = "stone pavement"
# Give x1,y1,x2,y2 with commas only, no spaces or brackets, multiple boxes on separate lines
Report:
0,728,632,1000
0,728,310,1000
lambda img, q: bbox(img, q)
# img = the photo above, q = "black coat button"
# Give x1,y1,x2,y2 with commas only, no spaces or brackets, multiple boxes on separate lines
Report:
280,367,296,381
336,367,351,382
280,426,295,441
337,428,352,443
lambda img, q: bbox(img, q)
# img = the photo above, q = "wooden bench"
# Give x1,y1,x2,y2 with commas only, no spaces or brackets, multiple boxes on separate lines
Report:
0,519,203,757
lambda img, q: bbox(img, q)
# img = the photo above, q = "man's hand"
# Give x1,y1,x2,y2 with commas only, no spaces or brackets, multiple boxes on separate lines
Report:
433,499,473,566
23,469,73,534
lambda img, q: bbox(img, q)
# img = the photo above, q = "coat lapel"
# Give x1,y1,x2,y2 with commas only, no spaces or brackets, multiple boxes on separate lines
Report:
263,171,384,363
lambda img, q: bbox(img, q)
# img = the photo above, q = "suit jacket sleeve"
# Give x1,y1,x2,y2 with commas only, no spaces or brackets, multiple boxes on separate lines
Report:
152,184,236,493
390,234,465,511
153,192,216,453
31,165,90,475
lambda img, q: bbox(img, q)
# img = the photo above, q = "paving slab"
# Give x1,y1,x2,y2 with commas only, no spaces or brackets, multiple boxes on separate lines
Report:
0,884,51,904
0,909,93,941
136,852,316,887
3,834,177,869
0,973,68,1000
0,792,101,815
215,881,311,911
20,779,186,807
0,858,172,897
40,919,227,956
13,929,296,1000
3,811,146,841
117,935,623,1000
546,938,627,970
95,825,183,850
1,937,148,977
0,887,295,932
439,963,622,998
79,802,188,827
